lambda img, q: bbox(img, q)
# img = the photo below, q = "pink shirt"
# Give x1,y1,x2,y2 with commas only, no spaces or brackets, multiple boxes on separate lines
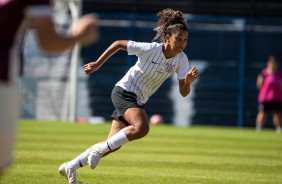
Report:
258,68,282,102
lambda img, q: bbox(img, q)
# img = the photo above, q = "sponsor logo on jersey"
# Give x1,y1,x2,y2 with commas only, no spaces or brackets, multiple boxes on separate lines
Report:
157,65,165,73
165,62,175,73
151,61,158,64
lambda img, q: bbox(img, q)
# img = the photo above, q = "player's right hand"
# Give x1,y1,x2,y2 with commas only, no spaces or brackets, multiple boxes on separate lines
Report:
83,62,100,74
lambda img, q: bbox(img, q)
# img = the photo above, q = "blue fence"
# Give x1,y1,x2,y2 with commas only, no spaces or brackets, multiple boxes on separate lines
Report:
82,12,282,127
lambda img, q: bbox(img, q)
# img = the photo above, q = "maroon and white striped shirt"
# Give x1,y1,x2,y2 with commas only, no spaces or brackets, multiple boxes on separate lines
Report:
0,0,51,82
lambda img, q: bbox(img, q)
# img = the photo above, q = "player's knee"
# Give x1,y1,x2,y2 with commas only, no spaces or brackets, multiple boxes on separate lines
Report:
135,123,150,139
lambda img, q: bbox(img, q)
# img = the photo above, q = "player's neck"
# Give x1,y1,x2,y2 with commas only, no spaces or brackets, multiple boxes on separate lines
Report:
162,44,177,59
267,67,277,74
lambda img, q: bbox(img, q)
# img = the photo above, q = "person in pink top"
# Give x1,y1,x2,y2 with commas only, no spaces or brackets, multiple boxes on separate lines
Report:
256,56,282,133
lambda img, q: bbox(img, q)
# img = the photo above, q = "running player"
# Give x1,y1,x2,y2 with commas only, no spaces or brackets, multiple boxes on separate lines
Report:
59,8,198,184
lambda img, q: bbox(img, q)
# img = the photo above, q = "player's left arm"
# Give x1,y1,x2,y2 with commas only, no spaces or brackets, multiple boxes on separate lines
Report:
31,14,98,53
178,67,198,97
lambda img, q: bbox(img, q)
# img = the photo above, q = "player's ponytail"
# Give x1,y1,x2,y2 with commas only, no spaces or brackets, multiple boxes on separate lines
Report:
153,8,188,43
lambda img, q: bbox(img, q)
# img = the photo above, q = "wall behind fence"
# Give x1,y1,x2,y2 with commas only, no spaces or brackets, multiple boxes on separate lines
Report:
82,12,282,127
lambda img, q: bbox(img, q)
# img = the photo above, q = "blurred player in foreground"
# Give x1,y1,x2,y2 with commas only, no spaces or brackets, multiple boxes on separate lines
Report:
59,8,198,184
256,56,282,133
0,0,99,178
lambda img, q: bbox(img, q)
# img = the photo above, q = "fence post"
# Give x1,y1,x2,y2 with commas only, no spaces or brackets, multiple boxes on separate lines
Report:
69,0,82,122
237,18,247,128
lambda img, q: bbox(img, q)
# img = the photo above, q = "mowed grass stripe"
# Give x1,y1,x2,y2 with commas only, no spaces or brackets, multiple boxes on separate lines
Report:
1,119,281,184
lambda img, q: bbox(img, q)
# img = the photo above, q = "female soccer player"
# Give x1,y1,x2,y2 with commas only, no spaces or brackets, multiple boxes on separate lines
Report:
59,8,198,184
256,56,282,133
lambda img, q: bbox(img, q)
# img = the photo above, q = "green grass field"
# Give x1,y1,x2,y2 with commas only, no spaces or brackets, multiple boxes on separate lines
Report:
1,119,282,184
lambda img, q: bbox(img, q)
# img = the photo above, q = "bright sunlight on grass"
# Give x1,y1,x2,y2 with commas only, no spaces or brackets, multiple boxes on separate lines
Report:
1,119,282,184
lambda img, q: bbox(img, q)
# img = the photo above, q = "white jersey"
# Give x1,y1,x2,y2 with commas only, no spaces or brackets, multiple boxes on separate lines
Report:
116,40,190,104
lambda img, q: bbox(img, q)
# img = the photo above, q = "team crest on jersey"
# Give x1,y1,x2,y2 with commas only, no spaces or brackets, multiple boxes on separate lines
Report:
165,62,175,73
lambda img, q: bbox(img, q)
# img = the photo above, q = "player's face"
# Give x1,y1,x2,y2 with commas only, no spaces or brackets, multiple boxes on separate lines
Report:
267,58,278,71
169,30,188,53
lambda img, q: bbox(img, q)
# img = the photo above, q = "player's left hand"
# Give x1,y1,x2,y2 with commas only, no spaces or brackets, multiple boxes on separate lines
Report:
185,67,199,84
71,14,100,46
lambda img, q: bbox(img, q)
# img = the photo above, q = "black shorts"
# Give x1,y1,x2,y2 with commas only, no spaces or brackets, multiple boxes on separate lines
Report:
111,86,144,126
258,101,282,113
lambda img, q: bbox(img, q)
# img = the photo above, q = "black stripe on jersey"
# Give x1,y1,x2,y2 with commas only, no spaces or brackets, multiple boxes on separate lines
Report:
129,52,157,92
130,50,161,95
175,56,182,74
137,50,163,95
129,53,154,91
143,56,168,97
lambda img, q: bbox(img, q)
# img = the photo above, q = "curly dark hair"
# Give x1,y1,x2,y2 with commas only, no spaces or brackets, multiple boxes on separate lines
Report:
153,8,188,43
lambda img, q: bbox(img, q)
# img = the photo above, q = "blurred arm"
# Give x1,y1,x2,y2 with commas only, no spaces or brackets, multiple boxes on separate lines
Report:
256,74,264,89
31,14,98,53
31,16,77,52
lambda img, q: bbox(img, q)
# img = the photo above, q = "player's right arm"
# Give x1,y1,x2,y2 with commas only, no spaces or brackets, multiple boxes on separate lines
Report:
84,40,128,74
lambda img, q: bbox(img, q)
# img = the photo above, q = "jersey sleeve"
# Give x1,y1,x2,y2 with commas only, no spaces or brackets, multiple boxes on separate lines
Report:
127,41,160,57
24,0,51,17
176,53,190,80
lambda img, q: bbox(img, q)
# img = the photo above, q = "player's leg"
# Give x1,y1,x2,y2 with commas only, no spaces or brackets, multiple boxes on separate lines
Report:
272,111,281,133
92,107,150,154
256,103,267,131
264,101,281,133
102,118,127,156
123,107,149,141
0,81,19,177
271,101,281,133
107,118,128,139
87,86,150,169
58,118,126,183
87,107,149,168
256,110,266,131
0,42,20,179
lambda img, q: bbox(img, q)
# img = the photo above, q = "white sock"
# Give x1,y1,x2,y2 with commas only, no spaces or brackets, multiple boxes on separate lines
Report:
67,129,129,169
98,128,129,153
67,148,90,170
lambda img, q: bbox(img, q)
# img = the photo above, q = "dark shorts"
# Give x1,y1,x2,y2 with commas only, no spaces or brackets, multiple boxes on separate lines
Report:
111,86,144,126
258,101,282,113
